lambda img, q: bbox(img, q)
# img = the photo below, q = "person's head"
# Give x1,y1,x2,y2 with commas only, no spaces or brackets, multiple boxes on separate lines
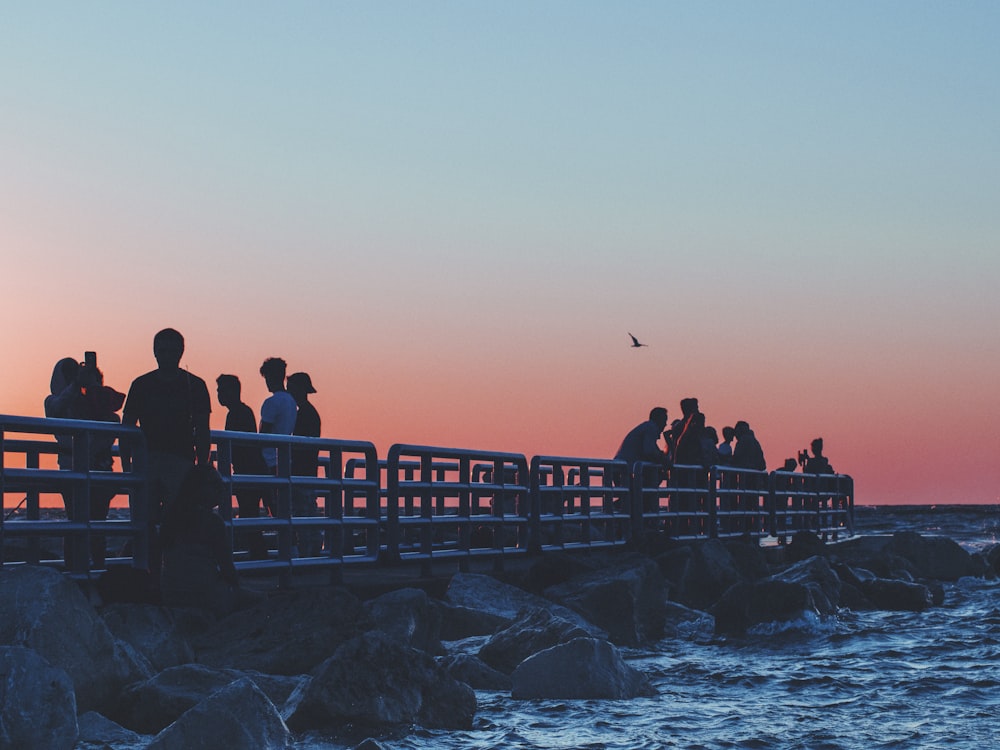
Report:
811,437,824,457
286,372,316,404
259,357,287,392
680,397,699,417
783,457,798,472
722,426,736,443
649,407,668,431
50,357,80,395
216,374,241,408
734,420,750,437
153,328,185,372
704,425,719,444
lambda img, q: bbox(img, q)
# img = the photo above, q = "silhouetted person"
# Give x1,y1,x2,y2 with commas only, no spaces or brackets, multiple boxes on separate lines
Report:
673,397,705,466
160,464,242,616
782,457,799,472
731,420,766,471
287,372,322,556
803,437,835,474
258,357,297,474
122,328,212,577
614,407,670,487
216,374,269,559
702,425,721,467
45,355,125,568
718,426,736,465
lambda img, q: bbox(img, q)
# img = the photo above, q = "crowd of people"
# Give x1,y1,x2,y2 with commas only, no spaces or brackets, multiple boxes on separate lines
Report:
613,399,835,484
44,327,325,612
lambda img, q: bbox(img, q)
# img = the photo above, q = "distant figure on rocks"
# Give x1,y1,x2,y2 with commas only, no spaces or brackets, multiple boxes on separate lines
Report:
802,438,835,475
614,407,670,487
718,426,736,465
159,464,244,616
45,355,126,569
122,328,212,574
731,420,766,471
216,374,269,559
287,372,322,557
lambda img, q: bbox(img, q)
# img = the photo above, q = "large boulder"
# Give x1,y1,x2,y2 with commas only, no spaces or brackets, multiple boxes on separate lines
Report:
100,603,196,672
365,587,444,655
285,631,476,731
662,601,715,640
543,553,667,646
111,663,306,734
438,654,512,691
438,601,511,641
446,572,604,638
658,540,757,610
147,677,290,750
0,646,77,750
479,607,592,674
776,556,842,612
860,579,934,611
194,588,370,675
511,638,656,700
886,532,984,581
0,565,146,712
77,712,143,747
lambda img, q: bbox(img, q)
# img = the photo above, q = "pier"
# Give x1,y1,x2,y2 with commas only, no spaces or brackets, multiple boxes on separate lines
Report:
0,414,854,581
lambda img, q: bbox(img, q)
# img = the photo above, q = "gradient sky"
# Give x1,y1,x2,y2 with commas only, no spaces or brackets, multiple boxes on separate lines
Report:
2,2,998,505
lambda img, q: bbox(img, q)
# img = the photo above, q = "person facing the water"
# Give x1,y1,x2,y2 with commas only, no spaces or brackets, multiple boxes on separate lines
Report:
287,371,322,556
122,328,212,523
217,373,269,558
803,437,834,474
718,426,736,465
614,407,670,486
731,420,766,471
673,397,705,466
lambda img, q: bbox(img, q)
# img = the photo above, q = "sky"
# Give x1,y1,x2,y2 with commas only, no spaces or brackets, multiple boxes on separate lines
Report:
2,2,998,505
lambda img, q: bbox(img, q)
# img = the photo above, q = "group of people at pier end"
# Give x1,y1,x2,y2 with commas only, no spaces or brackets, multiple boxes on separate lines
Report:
43,327,324,611
614,399,834,487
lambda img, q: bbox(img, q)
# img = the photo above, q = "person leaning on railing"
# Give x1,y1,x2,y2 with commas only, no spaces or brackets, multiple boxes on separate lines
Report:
613,406,671,488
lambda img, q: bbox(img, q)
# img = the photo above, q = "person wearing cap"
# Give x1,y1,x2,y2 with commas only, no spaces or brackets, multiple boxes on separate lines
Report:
287,372,322,556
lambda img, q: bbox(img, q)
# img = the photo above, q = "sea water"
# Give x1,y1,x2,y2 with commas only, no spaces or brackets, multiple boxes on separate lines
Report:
293,505,1000,750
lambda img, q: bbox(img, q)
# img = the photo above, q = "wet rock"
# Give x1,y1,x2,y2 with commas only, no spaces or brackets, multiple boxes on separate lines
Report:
479,607,592,674
658,540,751,611
100,603,196,672
446,572,604,638
365,587,443,655
860,579,934,611
438,601,510,641
438,653,512,691
0,565,146,712
194,587,370,675
887,532,984,581
543,552,667,646
785,531,829,563
711,576,833,636
0,646,77,750
511,637,656,700
77,711,143,746
147,677,290,750
663,601,715,640
777,556,842,612
112,663,306,734
285,631,476,731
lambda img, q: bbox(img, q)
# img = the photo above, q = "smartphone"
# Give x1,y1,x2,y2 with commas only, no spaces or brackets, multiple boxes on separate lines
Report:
84,351,97,368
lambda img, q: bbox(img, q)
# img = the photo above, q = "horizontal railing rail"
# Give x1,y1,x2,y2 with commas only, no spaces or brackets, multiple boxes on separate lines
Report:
2,413,854,582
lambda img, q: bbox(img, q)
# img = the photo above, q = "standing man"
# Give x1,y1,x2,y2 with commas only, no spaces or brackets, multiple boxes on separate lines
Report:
287,371,322,556
258,357,297,521
216,374,269,558
122,328,211,572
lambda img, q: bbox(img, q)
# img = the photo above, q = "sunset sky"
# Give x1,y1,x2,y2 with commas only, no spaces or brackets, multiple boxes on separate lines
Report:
2,3,998,505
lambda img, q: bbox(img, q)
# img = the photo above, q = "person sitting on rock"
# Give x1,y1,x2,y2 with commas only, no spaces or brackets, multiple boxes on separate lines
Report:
159,464,243,616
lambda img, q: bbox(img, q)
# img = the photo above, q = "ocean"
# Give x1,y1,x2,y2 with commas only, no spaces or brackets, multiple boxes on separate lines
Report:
291,505,1000,750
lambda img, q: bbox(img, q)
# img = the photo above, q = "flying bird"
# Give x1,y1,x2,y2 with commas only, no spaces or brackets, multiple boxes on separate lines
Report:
628,332,648,348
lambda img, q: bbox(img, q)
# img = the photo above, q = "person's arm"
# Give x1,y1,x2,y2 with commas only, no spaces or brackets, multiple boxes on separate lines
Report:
193,411,211,466
119,385,138,470
641,423,668,464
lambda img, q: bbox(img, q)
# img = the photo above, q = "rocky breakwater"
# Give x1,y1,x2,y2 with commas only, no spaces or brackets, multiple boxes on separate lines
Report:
2,529,996,749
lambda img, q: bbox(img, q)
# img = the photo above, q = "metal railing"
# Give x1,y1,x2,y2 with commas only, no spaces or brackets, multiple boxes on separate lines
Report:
2,413,854,581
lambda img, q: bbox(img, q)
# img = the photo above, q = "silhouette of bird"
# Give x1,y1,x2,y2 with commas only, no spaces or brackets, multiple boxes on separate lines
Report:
628,332,648,348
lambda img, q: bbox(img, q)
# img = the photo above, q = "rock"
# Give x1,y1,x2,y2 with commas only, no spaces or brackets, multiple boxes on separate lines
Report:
662,601,715,640
860,579,934,612
194,588,370,675
147,677,290,750
77,711,143,746
100,603,196,672
776,556,842,612
887,532,983,581
285,631,476,731
438,602,511,641
785,531,829,562
438,653,512,691
0,565,146,712
446,572,605,638
658,540,746,611
543,552,667,646
511,637,656,700
112,663,306,734
365,587,443,655
479,607,593,674
712,580,822,635
353,740,389,750
0,646,77,750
